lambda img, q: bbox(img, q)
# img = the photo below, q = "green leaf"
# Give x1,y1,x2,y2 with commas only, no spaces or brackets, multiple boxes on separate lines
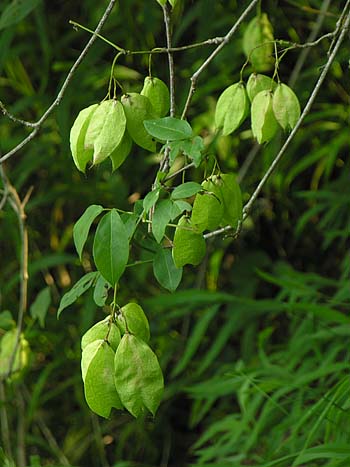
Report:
169,136,204,167
84,340,123,417
93,275,110,307
215,82,249,135
0,0,41,31
30,287,51,328
81,317,121,352
93,210,129,286
0,311,15,331
153,248,182,292
120,303,150,343
73,204,104,260
122,212,140,240
114,334,164,417
143,188,161,212
170,200,192,220
171,182,202,200
57,272,98,318
172,216,206,267
144,117,193,142
171,306,218,377
152,199,172,243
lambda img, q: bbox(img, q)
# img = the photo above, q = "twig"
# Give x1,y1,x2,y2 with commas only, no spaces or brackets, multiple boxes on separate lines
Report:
0,0,117,164
205,5,350,239
163,4,175,117
243,7,350,219
1,182,33,380
163,162,195,183
181,0,260,119
0,102,36,128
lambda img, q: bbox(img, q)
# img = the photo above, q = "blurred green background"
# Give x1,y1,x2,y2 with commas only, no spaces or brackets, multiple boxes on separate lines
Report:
0,1,349,466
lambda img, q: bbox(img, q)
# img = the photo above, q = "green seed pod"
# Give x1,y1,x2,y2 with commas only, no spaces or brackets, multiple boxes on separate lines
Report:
172,216,206,268
109,130,132,172
243,13,274,72
215,82,249,136
84,100,127,165
119,302,150,343
251,90,279,144
272,83,301,131
70,103,98,173
81,317,121,352
121,93,157,152
141,76,170,118
191,178,224,232
83,340,123,417
211,174,243,228
246,73,276,102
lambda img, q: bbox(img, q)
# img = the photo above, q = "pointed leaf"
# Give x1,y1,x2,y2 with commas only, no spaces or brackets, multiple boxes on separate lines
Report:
73,204,104,260
171,182,202,200
93,210,129,286
152,199,172,243
153,248,182,292
57,272,98,318
143,188,160,212
30,287,51,328
144,117,193,141
93,275,110,307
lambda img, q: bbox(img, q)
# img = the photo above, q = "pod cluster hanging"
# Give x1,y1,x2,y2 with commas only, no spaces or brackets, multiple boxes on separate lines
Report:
81,303,164,418
215,73,301,144
69,76,170,172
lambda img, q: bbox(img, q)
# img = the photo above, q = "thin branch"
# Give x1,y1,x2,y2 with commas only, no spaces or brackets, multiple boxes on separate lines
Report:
163,4,175,117
163,161,195,183
205,5,350,240
243,7,350,219
181,0,260,119
0,0,117,164
0,102,36,128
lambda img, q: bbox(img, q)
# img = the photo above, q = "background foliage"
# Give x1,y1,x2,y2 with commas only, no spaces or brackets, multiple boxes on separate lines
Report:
0,1,349,466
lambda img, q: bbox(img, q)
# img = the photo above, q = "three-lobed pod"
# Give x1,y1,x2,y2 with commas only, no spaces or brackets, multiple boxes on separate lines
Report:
70,76,170,173
215,73,301,144
172,173,242,268
81,302,163,419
